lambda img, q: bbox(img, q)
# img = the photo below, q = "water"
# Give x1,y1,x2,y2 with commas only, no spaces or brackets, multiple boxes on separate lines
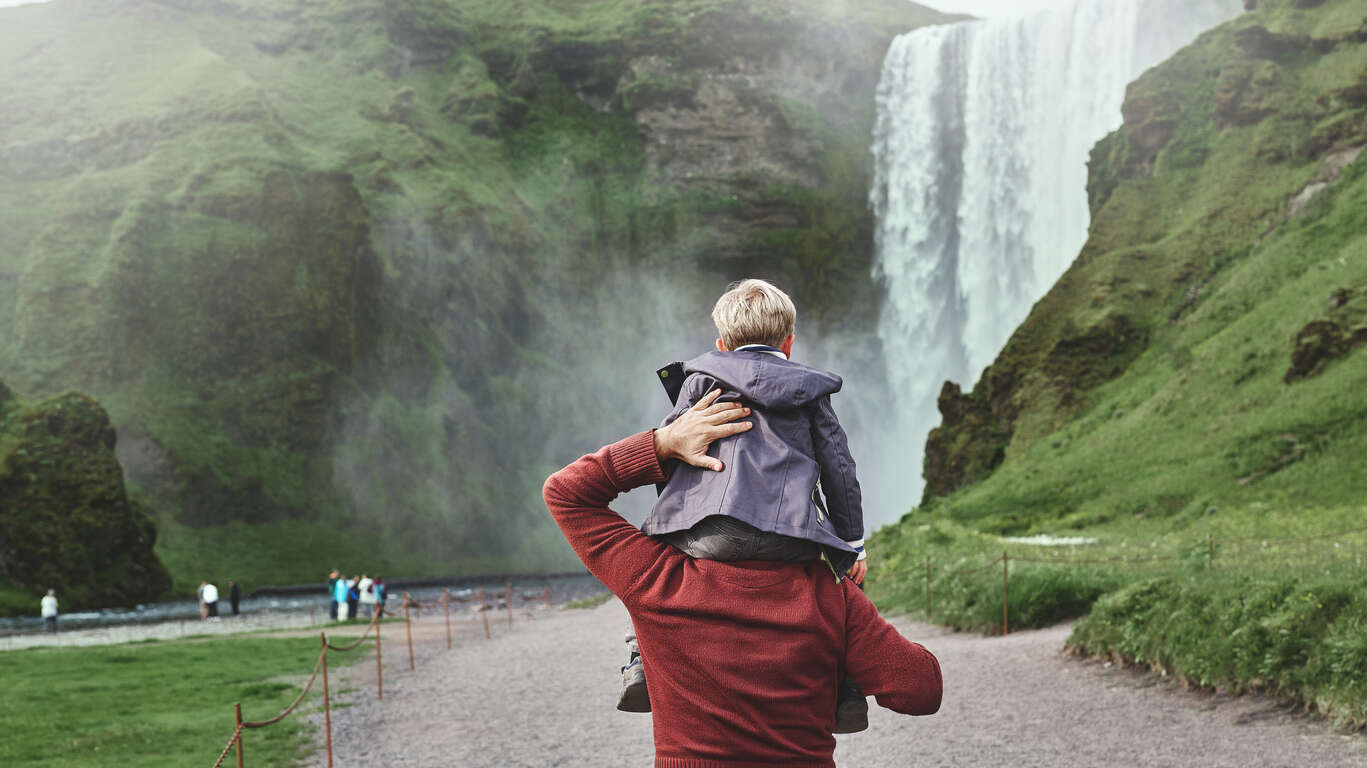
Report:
867,0,1243,508
0,574,606,649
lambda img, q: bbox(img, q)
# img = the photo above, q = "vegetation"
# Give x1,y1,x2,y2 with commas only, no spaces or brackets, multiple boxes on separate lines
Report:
873,0,1367,724
0,0,955,603
0,383,171,612
564,591,613,610
0,633,370,768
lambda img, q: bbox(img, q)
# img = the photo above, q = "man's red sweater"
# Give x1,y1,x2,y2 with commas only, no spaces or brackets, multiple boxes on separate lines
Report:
543,431,942,768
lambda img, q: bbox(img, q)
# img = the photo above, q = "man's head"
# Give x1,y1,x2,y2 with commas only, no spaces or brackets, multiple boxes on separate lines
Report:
711,278,796,354
46,589,54,597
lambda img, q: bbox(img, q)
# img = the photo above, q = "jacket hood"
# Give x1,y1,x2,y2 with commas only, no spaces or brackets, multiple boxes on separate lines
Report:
684,350,842,409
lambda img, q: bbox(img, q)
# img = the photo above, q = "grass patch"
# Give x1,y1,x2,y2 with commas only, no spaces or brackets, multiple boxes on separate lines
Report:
0,633,370,767
565,591,613,610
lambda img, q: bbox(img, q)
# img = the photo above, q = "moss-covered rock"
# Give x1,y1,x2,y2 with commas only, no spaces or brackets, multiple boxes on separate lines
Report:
0,384,172,614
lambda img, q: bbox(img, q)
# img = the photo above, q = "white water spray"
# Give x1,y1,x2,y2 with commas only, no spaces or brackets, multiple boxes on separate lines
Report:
868,0,1242,514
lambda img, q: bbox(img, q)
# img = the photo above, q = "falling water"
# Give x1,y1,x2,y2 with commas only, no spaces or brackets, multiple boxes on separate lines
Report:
868,0,1242,510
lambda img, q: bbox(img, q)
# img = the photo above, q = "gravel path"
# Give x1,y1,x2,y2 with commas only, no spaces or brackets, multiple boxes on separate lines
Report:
310,598,1366,767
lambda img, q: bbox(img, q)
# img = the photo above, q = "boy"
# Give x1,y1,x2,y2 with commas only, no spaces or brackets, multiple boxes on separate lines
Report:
618,278,870,733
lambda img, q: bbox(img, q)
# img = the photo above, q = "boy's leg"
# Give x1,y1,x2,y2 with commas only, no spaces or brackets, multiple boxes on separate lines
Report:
617,627,650,712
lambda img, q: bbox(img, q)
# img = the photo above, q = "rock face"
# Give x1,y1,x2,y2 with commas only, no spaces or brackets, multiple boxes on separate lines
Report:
0,0,958,584
921,0,1367,515
0,384,172,612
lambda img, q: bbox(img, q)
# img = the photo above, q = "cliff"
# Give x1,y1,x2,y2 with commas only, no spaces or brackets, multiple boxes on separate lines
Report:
0,0,959,589
919,0,1367,531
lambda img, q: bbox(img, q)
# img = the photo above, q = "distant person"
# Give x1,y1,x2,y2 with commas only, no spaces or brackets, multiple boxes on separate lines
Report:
334,574,350,620
358,574,375,618
41,589,58,633
615,279,872,731
327,569,340,620
228,579,241,617
543,390,940,765
374,577,386,612
197,581,209,620
346,577,360,620
202,581,219,619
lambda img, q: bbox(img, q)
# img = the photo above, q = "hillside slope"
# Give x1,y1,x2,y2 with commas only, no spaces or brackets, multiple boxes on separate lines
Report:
917,0,1367,532
0,0,958,593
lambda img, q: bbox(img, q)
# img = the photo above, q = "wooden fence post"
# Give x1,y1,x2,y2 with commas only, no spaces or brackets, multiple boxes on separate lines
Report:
376,606,383,700
234,702,244,768
924,555,931,620
1002,552,1010,636
505,579,513,629
321,633,333,768
404,593,415,671
443,589,452,650
479,587,491,640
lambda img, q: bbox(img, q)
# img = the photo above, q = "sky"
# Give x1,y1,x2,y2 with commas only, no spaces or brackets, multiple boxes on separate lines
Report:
923,0,1072,19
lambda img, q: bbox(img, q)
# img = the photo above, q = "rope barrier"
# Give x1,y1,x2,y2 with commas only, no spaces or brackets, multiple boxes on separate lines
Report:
209,724,244,768
325,611,380,653
242,650,325,728
203,583,552,766
921,526,1366,635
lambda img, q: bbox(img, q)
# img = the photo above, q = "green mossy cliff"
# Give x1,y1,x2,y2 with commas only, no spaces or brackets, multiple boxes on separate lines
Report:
0,382,172,614
917,0,1367,529
0,0,959,594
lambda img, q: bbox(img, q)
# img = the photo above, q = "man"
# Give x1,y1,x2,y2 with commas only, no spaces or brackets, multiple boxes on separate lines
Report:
41,589,58,633
228,579,241,617
327,569,340,620
543,390,941,766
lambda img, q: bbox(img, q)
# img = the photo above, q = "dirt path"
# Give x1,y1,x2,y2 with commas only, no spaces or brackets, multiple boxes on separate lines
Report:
309,598,1366,767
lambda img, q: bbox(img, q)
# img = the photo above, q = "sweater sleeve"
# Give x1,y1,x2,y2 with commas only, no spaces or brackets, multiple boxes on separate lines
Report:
810,395,864,545
843,583,942,716
542,431,673,603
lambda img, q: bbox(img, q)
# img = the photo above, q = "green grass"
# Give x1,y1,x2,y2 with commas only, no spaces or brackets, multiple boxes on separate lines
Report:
564,591,613,610
0,633,371,767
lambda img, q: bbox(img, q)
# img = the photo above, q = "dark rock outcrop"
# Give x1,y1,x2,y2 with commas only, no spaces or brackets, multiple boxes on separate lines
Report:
0,385,172,612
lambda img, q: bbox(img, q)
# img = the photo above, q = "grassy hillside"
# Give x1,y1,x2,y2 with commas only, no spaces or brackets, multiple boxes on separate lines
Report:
0,0,956,599
871,0,1367,725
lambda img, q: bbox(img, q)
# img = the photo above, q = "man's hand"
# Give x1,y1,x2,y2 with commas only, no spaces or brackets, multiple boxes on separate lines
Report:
849,559,868,586
654,389,751,471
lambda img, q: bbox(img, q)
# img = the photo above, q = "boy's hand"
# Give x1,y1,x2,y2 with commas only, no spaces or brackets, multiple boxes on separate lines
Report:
849,559,868,586
653,389,751,472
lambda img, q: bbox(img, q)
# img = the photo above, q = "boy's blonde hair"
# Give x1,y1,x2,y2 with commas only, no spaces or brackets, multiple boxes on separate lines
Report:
711,279,796,350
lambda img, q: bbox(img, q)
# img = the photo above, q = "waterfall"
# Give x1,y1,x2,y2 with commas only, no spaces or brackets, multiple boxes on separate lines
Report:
868,0,1242,512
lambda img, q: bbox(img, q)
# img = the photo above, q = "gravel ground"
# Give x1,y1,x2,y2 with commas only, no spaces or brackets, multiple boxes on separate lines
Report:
309,598,1367,768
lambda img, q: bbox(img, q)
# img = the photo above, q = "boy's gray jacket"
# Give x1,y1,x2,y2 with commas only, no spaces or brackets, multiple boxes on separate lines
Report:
645,350,863,571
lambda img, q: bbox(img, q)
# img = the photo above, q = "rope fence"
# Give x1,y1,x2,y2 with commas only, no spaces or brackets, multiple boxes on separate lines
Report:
205,583,555,767
922,525,1367,636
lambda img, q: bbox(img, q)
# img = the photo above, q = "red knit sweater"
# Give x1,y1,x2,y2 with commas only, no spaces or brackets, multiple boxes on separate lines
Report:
543,431,942,768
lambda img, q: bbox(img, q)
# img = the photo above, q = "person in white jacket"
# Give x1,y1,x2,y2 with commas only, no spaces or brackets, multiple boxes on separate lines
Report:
202,581,220,619
41,590,58,633
357,574,376,618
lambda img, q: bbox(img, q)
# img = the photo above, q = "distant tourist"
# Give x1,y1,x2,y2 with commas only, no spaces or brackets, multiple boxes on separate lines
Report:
41,589,58,633
374,577,386,611
197,581,209,620
346,577,360,621
327,569,340,620
202,581,219,619
334,574,350,620
228,580,241,617
358,574,375,618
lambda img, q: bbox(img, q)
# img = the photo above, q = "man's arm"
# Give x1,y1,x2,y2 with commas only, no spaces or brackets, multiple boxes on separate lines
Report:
842,583,942,715
542,391,752,600
810,395,864,551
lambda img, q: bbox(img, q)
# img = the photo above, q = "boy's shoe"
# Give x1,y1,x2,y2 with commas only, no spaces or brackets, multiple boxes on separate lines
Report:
617,656,651,713
833,682,868,734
